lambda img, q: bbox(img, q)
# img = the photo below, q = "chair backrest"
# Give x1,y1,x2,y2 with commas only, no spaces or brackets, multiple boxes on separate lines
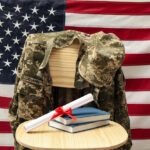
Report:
49,39,80,88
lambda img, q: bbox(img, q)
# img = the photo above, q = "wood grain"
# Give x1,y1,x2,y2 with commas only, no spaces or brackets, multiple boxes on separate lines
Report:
49,39,89,88
16,121,128,150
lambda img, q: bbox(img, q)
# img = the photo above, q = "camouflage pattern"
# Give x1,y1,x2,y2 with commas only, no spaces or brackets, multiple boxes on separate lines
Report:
8,30,132,150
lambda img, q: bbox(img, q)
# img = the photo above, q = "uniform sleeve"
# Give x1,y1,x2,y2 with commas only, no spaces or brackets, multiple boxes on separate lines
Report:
8,35,31,150
7,34,54,150
8,35,29,137
113,67,132,150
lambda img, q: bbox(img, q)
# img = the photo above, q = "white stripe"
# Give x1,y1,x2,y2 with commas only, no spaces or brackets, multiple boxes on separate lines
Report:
66,13,150,28
0,67,150,95
0,109,9,121
0,133,14,146
126,91,150,104
131,140,150,150
0,84,14,98
122,65,150,79
123,41,150,54
130,116,150,129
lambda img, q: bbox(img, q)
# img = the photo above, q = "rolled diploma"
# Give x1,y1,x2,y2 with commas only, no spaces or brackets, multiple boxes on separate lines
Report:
24,93,94,132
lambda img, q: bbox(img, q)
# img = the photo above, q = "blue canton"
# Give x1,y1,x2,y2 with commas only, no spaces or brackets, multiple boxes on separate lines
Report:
0,0,65,84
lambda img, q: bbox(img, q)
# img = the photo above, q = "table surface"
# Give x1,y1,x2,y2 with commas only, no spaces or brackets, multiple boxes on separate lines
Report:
16,120,128,150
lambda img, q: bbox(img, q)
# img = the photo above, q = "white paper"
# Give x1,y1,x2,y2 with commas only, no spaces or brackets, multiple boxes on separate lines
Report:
23,93,94,132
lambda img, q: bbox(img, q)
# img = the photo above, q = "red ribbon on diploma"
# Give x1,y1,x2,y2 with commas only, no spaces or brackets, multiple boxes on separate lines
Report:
50,106,77,121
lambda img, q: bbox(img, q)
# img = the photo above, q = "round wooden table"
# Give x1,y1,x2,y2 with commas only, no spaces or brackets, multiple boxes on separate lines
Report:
16,120,128,150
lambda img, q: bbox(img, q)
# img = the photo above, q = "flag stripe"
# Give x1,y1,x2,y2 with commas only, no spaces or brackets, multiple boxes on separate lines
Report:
125,79,150,91
126,91,150,104
0,109,9,121
0,147,14,150
67,0,150,15
0,133,14,146
131,139,150,150
0,97,11,109
128,104,150,116
0,122,11,133
0,84,14,98
123,54,150,66
66,13,150,28
1,87,150,111
1,92,150,110
131,129,150,139
123,41,150,54
122,65,150,79
130,116,150,129
65,26,150,40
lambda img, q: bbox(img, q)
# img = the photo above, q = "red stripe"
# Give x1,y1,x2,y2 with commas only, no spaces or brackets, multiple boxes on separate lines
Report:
66,0,150,15
0,97,12,109
131,129,150,139
125,79,150,91
128,104,150,116
65,26,150,40
123,54,150,66
0,147,14,150
0,122,12,133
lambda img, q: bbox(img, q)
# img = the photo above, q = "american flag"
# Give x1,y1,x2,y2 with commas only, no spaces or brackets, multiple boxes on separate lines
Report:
0,0,150,149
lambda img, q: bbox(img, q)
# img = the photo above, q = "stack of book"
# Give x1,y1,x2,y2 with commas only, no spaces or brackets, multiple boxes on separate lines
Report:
48,107,110,133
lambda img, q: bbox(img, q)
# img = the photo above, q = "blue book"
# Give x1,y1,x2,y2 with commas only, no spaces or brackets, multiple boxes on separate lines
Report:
50,107,110,125
48,119,110,133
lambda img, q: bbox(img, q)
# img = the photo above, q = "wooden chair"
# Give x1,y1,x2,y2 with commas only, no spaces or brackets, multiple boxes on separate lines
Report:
16,39,128,150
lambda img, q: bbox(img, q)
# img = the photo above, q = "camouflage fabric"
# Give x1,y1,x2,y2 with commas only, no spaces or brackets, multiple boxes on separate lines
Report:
8,30,132,150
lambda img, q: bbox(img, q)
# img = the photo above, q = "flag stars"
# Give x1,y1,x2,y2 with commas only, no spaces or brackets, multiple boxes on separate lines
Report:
5,12,13,20
47,24,55,31
30,22,39,30
22,13,30,22
12,68,17,75
22,29,29,37
0,68,3,74
14,4,22,12
31,6,39,14
0,3,4,11
12,53,20,60
0,20,4,27
13,21,21,29
0,37,3,43
13,37,20,44
0,53,3,59
39,15,47,23
4,44,12,51
3,59,12,67
4,28,12,36
48,7,56,15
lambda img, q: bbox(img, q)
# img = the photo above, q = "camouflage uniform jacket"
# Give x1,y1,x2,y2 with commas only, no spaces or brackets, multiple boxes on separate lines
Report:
8,30,132,150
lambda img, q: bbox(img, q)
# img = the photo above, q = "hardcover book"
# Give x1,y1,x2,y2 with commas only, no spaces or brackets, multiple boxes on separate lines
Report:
49,107,110,125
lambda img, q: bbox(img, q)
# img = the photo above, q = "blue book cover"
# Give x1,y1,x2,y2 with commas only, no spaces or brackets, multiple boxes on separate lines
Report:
49,107,110,125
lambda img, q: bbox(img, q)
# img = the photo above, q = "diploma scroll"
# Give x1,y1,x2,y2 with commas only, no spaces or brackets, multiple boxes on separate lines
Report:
24,93,94,132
